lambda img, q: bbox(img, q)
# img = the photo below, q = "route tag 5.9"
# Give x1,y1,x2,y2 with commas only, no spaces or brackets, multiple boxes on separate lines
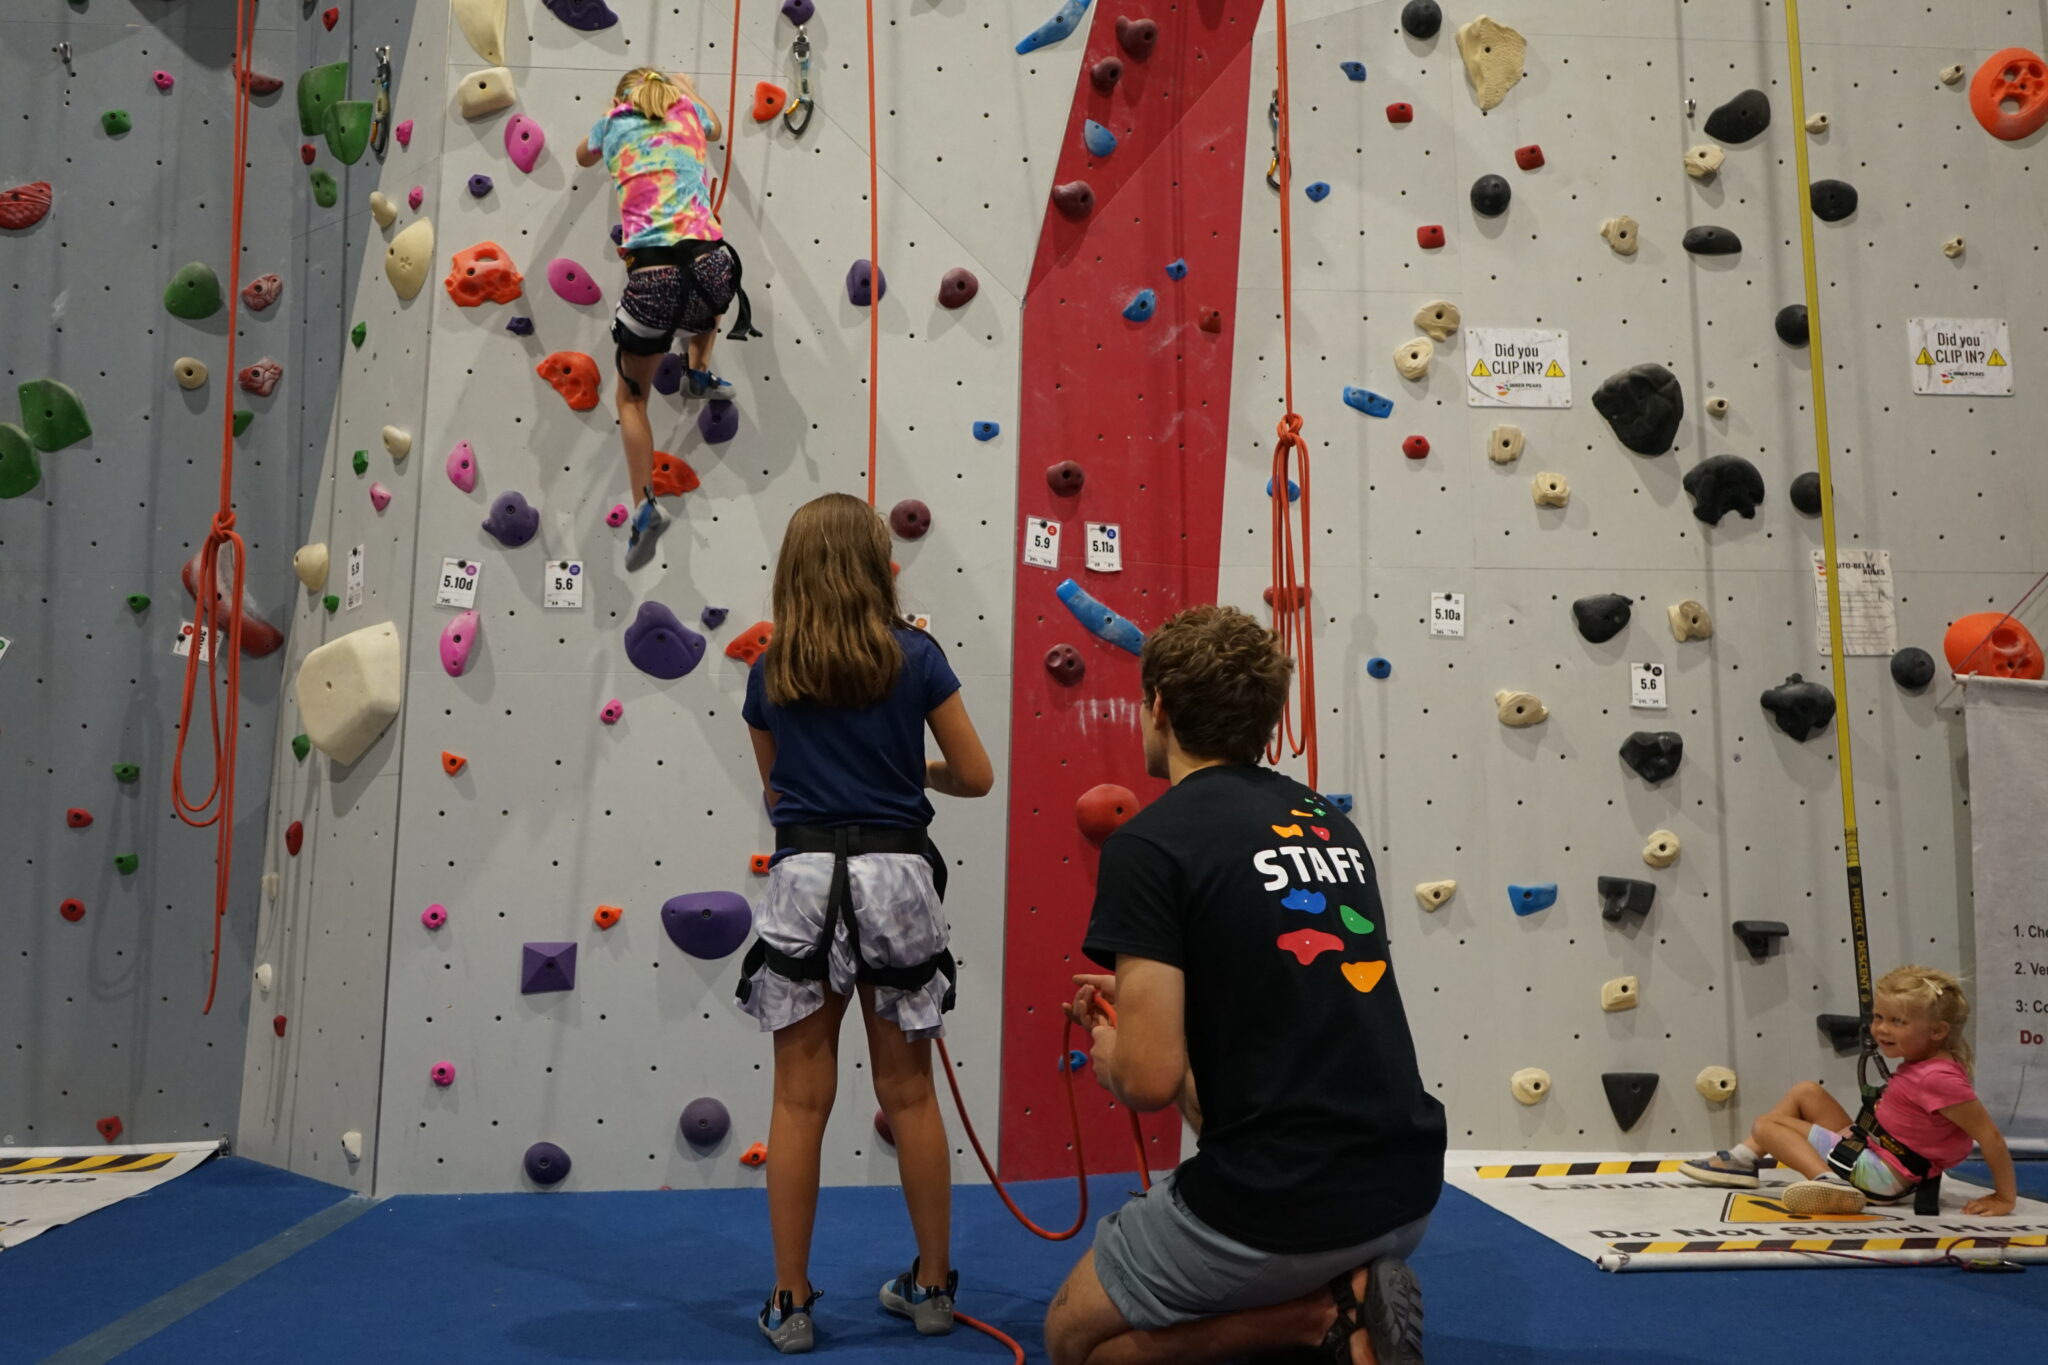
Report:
1023,517,1061,570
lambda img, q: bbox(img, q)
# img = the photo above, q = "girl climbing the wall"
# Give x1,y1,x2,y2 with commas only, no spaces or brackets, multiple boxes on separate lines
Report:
575,67,757,560
734,492,995,1354
1679,965,2018,1216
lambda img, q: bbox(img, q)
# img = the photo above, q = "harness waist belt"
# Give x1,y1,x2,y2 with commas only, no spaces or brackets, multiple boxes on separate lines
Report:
1828,1093,1935,1183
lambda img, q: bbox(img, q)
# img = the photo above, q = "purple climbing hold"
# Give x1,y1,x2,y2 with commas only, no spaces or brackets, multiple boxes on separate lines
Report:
523,1140,572,1186
520,942,578,994
680,1096,732,1148
782,0,815,23
506,316,535,336
625,601,707,679
661,891,754,960
610,224,624,247
698,400,738,445
482,490,539,547
468,173,494,197
652,353,686,396
846,259,886,307
542,0,619,31
701,605,729,629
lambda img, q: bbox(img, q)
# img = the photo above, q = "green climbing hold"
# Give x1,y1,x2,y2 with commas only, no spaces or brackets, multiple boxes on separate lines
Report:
324,100,375,165
1339,904,1376,936
0,422,40,499
323,594,341,614
102,110,132,136
114,853,139,875
297,61,350,135
18,379,92,451
350,322,366,349
292,734,311,762
126,594,151,613
309,169,338,208
233,410,254,436
113,762,141,783
164,262,223,320
352,450,369,475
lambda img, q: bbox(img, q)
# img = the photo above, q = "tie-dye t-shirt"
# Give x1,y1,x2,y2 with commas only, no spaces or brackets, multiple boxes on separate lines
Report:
588,99,724,250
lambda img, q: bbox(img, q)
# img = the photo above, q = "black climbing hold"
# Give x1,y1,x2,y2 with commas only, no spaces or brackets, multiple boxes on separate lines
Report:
1597,876,1656,924
1682,454,1765,525
1890,646,1937,692
1572,593,1633,645
1816,1013,1865,1053
1592,363,1685,456
1400,0,1442,39
1810,179,1858,222
1601,1072,1659,1131
1775,304,1809,347
1681,225,1742,256
1702,89,1771,143
1732,920,1788,962
1469,173,1511,217
1789,471,1823,516
1761,673,1837,742
1619,730,1684,784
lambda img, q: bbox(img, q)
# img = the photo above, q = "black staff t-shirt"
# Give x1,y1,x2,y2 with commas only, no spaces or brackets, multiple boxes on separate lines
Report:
1083,764,1446,1254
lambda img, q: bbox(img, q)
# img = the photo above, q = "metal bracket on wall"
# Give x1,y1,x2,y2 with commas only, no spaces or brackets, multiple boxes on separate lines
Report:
371,46,392,160
53,42,74,75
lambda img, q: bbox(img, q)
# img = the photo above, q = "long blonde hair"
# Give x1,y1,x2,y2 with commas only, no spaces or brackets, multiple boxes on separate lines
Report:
1877,964,1974,1076
614,67,699,120
764,494,908,709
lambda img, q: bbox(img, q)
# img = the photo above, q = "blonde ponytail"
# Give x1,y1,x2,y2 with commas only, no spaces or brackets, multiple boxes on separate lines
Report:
1876,964,1974,1076
615,67,695,120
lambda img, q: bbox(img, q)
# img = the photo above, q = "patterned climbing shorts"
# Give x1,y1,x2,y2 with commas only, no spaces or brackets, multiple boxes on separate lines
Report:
611,246,737,354
1807,1124,1916,1200
735,851,954,1041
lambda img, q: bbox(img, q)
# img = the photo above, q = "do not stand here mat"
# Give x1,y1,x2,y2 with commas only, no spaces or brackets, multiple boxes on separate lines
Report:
0,1141,222,1251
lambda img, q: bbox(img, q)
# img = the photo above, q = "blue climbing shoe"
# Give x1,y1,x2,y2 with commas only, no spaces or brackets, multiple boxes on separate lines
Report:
759,1288,820,1354
1679,1152,1761,1189
879,1258,956,1336
625,499,667,568
687,367,736,400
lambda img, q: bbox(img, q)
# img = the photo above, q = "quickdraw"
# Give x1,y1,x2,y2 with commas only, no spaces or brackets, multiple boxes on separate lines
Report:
1264,88,1280,191
370,44,392,159
784,27,816,137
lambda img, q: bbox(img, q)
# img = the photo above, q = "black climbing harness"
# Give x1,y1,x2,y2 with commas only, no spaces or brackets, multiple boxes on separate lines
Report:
734,824,957,1010
784,27,816,137
370,45,392,160
611,239,762,397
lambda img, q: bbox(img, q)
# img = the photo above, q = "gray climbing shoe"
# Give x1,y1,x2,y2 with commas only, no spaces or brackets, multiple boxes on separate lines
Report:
758,1288,819,1354
1679,1152,1761,1189
879,1258,956,1336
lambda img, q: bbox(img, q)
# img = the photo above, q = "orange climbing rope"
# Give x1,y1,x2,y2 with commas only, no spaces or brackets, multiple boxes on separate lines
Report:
711,0,742,218
171,0,259,1015
1264,0,1319,790
862,0,881,507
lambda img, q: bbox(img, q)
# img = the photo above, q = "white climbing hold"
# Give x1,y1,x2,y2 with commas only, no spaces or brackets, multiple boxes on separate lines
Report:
1667,600,1713,642
255,962,273,994
1455,15,1527,111
341,1130,363,1162
1414,299,1461,342
1489,424,1525,464
1642,829,1682,868
1510,1067,1551,1105
1600,214,1639,256
1943,236,1965,259
457,66,517,120
173,357,209,390
1684,143,1724,179
294,543,330,592
368,190,397,228
295,622,403,766
452,0,508,65
1414,879,1458,911
1495,689,1548,727
1805,112,1830,133
1393,337,1434,381
385,217,434,300
263,871,280,902
1531,471,1569,507
381,425,412,459
1601,976,1639,1013
1705,395,1730,418
1940,63,1966,86
1696,1065,1738,1103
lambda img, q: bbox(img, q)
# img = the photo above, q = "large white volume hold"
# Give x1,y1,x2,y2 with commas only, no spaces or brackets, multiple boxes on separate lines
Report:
296,623,403,765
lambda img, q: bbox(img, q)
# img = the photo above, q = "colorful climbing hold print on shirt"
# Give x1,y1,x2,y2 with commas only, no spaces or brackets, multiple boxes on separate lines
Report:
588,100,723,250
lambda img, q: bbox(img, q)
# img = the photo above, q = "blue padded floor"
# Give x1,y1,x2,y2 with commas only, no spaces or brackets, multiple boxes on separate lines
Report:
6,1156,2046,1363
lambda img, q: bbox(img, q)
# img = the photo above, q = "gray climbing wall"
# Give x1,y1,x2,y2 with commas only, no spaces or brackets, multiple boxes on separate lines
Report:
0,2,312,1147
1223,1,2048,1150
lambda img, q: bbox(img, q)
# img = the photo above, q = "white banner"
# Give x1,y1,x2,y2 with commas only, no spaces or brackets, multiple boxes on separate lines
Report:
0,1141,220,1250
1964,677,2048,1143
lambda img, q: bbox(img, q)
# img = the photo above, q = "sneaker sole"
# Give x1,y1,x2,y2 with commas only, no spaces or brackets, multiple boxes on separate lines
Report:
759,1313,814,1354
879,1287,954,1336
1362,1255,1424,1365
1679,1163,1760,1189
1784,1181,1867,1216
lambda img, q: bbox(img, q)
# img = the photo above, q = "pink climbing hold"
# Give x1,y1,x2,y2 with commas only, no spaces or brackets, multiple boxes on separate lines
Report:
431,1061,456,1087
605,503,630,528
241,273,283,311
505,115,546,172
600,699,624,724
440,610,479,677
237,359,283,396
546,258,602,305
446,440,478,493
395,119,413,148
421,903,448,929
408,186,424,211
153,71,175,92
369,480,392,511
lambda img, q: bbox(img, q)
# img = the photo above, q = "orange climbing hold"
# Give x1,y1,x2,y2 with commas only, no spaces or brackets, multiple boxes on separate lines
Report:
1972,49,2048,142
739,1142,768,1167
441,751,467,775
725,621,775,666
593,904,623,929
650,451,699,497
537,351,602,411
1076,783,1140,844
751,82,788,122
749,853,771,875
445,242,525,306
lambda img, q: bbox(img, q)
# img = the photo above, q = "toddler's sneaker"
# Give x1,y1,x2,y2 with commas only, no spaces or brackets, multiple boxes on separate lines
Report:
879,1258,956,1336
687,368,736,400
1784,1179,1867,1216
1678,1152,1761,1189
759,1288,820,1354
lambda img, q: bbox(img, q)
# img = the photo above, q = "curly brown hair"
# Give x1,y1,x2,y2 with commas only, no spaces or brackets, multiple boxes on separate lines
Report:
1140,605,1294,764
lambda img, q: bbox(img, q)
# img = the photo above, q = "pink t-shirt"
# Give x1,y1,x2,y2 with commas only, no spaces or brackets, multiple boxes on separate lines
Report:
1872,1056,1977,1176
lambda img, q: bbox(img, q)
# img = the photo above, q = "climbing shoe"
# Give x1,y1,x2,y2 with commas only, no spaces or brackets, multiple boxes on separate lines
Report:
879,1258,956,1336
687,367,736,400
1784,1179,1867,1216
759,1288,820,1354
1679,1152,1761,1189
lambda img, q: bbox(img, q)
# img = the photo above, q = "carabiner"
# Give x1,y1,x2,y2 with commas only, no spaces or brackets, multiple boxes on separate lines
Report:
1264,91,1281,191
783,29,815,137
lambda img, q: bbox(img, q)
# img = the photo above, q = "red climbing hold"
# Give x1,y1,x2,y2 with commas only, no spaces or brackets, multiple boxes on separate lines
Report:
1046,460,1086,497
66,808,94,829
1416,225,1446,249
1091,58,1123,92
237,359,283,396
725,621,775,666
650,451,699,497
323,7,340,30
61,898,86,922
274,1014,289,1037
0,181,53,231
1076,783,1141,844
751,82,788,122
301,143,317,165
1386,102,1414,124
441,751,467,776
1263,584,1309,610
286,820,304,856
1515,144,1546,170
445,242,525,306
1402,435,1430,460
1052,180,1095,219
1198,307,1223,333
243,71,285,96
1972,49,2048,142
537,352,602,411
1115,16,1159,61
181,550,285,657
97,1115,124,1143
740,1142,768,1167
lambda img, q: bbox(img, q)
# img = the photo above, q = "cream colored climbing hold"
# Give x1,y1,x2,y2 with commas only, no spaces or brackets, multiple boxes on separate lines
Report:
1393,337,1434,381
1488,424,1525,464
1943,236,1965,259
1531,471,1569,507
1805,112,1830,133
385,218,434,300
1705,395,1730,418
1600,214,1639,256
452,0,508,65
1414,880,1458,912
368,190,397,228
1696,1065,1738,1103
1495,690,1547,727
341,1130,364,1162
1940,63,1966,86
381,425,412,460
254,962,273,994
457,66,518,120
173,357,209,390
1601,976,1639,1013
1456,15,1527,111
263,871,280,902
294,543,330,592
1684,144,1724,179
1510,1067,1551,1105
1413,299,1461,342
1642,829,1681,868
1667,600,1713,642
296,622,403,766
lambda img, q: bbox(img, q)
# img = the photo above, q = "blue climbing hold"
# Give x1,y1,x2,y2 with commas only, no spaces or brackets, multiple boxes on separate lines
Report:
1281,887,1328,914
1509,883,1559,916
1266,477,1300,503
1341,61,1367,81
1343,386,1395,418
1165,258,1188,280
1366,657,1392,679
1060,1049,1089,1072
1305,181,1331,202
1083,119,1117,158
973,420,1000,442
506,317,534,336
1017,0,1091,55
1055,579,1145,656
1324,793,1354,814
1123,288,1157,323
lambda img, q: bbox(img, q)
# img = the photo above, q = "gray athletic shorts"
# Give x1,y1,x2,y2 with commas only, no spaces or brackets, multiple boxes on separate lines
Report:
734,851,953,1041
1091,1168,1431,1331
